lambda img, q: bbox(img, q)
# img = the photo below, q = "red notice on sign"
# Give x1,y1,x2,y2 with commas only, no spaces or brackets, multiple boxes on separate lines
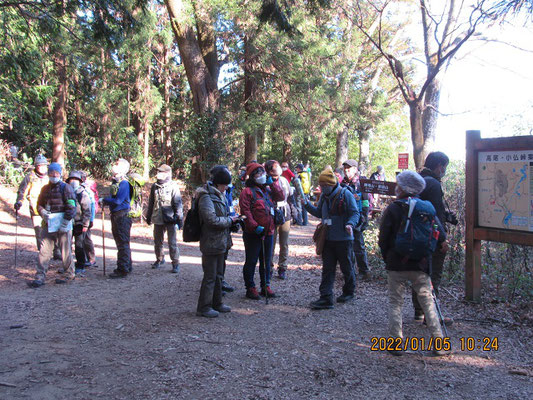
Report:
398,153,409,170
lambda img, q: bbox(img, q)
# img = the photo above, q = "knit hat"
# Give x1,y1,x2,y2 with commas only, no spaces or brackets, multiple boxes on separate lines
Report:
318,167,338,186
396,170,426,195
210,165,232,185
295,163,304,171
48,162,62,174
246,162,264,178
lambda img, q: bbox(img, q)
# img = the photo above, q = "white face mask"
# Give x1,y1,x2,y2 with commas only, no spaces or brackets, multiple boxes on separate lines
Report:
70,180,80,189
255,174,267,185
156,172,170,181
274,166,283,176
49,177,60,184
281,167,288,171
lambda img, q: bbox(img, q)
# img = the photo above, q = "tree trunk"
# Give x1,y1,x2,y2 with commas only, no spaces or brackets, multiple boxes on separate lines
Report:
421,76,441,152
282,130,292,163
335,125,349,168
409,100,430,169
52,53,68,165
243,35,258,164
358,130,370,171
99,48,111,145
161,46,172,164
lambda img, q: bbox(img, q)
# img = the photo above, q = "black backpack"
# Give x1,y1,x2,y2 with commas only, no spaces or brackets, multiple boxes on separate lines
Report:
182,193,205,242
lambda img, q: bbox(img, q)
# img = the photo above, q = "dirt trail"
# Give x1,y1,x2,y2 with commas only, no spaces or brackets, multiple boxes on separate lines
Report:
0,186,532,400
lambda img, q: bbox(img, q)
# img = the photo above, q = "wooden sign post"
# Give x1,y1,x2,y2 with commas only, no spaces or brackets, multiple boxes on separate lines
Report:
465,130,533,302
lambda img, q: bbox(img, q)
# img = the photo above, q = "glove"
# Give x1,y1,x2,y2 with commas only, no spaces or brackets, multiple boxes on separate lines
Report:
146,218,151,226
59,219,71,233
255,226,265,236
14,201,22,211
40,209,50,222
265,176,274,185
345,225,353,236
89,221,94,229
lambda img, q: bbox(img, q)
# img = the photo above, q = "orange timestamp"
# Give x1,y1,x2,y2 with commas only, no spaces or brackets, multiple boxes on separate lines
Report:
370,337,451,352
459,337,499,351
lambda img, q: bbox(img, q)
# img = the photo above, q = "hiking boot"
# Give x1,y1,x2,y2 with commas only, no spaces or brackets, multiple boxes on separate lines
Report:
196,308,219,318
310,297,334,310
432,348,451,357
277,268,287,280
53,251,62,261
221,280,234,292
388,349,404,356
336,293,354,303
152,260,165,269
56,268,65,274
55,276,75,284
214,304,231,313
171,264,180,274
423,316,454,326
86,262,98,268
359,271,372,281
75,268,86,277
109,270,128,279
27,279,45,288
260,286,277,298
414,311,424,321
246,287,260,300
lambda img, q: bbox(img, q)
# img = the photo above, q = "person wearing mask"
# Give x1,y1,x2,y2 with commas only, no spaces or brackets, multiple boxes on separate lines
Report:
378,170,449,356
79,171,98,268
265,160,292,280
66,171,92,277
295,163,311,226
196,166,239,317
14,154,50,251
101,158,133,279
239,163,284,299
27,163,77,288
342,159,371,280
303,167,359,309
412,152,451,322
281,161,304,226
146,164,183,274
369,165,386,212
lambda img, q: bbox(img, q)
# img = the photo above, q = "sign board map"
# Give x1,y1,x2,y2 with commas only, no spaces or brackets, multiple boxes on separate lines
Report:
359,179,396,196
478,150,533,232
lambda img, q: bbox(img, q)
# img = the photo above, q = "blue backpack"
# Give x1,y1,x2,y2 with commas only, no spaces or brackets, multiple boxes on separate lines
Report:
394,197,439,261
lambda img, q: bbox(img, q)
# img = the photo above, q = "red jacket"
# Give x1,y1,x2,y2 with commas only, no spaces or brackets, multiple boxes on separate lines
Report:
239,181,284,235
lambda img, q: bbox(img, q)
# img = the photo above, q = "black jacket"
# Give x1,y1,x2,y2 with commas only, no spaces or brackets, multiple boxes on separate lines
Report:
419,168,447,232
378,195,446,273
341,176,369,229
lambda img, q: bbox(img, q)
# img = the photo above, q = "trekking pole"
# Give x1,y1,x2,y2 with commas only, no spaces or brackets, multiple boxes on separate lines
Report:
432,285,448,337
101,207,106,276
14,209,18,269
261,237,269,305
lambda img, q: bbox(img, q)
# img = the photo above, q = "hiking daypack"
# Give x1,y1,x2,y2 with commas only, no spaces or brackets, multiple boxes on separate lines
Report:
250,187,285,226
182,193,205,242
127,173,145,218
394,197,439,261
299,171,311,194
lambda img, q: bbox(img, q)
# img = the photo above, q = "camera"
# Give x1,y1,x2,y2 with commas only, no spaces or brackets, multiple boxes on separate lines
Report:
230,216,246,232
444,210,458,226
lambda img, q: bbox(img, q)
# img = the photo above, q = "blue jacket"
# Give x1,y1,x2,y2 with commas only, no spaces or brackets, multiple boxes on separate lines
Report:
103,179,131,213
305,184,359,241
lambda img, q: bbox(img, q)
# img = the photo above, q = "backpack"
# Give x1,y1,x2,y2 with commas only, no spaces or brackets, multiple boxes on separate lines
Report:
394,197,439,261
127,173,145,219
182,193,206,242
299,171,311,194
250,187,285,226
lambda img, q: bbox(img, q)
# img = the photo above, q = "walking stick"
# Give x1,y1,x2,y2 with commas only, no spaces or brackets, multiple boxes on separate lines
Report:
14,209,18,269
101,207,106,276
261,237,269,305
432,286,448,338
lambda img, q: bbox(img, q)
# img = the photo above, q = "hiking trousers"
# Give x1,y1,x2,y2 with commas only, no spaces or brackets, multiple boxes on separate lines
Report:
388,270,443,339
111,210,132,273
412,249,446,315
197,253,224,313
273,220,290,271
153,223,180,265
36,228,74,281
320,240,356,297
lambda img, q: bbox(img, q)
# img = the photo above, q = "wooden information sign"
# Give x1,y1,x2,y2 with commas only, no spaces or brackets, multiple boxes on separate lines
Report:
465,130,533,302
359,179,397,196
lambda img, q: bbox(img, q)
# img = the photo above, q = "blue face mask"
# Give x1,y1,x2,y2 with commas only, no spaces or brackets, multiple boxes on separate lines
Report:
255,174,267,185
49,177,60,184
321,186,334,196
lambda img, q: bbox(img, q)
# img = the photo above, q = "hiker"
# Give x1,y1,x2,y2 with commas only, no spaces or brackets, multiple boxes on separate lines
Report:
295,163,311,226
239,162,284,300
222,170,237,293
369,165,386,212
146,164,183,274
281,161,303,226
80,171,98,268
27,163,77,288
303,167,359,309
378,170,449,356
196,166,239,318
265,160,292,280
341,159,371,280
66,171,92,277
412,152,453,323
14,155,60,259
100,158,133,278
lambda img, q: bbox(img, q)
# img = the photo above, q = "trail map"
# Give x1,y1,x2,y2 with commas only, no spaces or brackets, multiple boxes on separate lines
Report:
478,150,533,232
